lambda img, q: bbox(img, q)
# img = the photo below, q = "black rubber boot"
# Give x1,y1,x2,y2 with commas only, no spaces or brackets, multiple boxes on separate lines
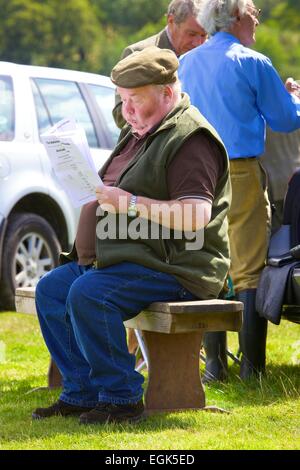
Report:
237,289,268,380
202,331,228,383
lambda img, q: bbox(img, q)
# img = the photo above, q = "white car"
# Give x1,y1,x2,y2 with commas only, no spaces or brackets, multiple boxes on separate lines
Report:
0,61,120,309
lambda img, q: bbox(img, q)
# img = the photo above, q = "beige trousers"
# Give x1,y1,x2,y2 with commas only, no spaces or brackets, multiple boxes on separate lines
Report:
228,158,272,292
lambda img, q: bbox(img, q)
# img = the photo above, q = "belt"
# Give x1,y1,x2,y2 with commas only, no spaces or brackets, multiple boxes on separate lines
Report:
230,156,257,161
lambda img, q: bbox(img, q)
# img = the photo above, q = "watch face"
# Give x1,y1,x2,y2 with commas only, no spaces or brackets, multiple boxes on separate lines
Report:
128,209,137,217
128,195,138,217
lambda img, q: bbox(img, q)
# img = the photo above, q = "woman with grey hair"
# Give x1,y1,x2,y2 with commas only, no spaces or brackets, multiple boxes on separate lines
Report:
179,0,300,381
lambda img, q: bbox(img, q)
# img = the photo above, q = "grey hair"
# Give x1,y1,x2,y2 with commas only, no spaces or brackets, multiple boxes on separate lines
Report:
167,0,204,24
198,0,250,35
157,76,182,99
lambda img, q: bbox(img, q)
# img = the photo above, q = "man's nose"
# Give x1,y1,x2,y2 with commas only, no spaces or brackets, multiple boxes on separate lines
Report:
123,101,134,114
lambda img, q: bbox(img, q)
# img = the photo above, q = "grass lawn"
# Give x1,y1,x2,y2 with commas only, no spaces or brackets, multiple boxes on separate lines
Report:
0,311,299,450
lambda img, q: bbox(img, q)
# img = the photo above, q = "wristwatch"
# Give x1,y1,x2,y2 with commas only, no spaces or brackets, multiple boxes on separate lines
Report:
128,194,138,218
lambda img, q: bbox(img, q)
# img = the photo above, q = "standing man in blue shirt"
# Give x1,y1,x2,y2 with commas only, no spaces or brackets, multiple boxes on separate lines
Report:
179,0,300,380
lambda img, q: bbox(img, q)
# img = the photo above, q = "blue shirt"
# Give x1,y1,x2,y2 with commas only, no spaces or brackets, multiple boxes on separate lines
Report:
178,32,300,159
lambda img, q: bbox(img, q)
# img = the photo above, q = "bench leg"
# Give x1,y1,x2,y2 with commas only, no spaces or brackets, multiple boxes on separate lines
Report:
142,330,205,412
127,328,139,354
48,358,62,389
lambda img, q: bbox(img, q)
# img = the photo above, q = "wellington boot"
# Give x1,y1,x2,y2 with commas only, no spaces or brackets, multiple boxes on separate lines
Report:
237,289,268,379
202,331,228,383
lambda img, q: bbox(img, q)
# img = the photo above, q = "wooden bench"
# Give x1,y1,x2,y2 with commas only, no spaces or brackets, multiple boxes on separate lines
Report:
15,286,243,413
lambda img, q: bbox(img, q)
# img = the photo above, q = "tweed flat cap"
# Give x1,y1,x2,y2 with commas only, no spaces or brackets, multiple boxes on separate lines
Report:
111,46,179,88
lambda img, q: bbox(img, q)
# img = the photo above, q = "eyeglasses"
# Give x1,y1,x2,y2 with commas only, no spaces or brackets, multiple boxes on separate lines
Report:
247,6,261,19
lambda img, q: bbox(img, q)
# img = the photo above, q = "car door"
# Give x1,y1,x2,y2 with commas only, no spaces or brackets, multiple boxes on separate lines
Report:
0,72,46,219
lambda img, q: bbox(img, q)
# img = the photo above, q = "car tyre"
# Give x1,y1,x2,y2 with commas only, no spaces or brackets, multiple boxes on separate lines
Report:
0,212,61,310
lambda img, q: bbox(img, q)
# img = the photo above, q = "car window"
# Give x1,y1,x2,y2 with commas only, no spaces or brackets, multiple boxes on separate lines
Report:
32,78,98,148
0,75,15,141
88,84,120,146
31,80,52,135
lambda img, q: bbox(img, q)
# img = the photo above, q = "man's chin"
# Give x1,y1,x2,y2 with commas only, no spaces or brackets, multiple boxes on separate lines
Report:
182,45,194,54
131,123,148,135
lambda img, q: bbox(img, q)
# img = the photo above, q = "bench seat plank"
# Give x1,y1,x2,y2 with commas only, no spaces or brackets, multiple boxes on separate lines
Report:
139,299,243,314
125,309,242,334
15,287,37,315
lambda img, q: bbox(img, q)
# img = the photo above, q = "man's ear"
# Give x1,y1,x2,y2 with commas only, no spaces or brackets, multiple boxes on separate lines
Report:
234,7,241,22
167,14,175,28
163,85,173,100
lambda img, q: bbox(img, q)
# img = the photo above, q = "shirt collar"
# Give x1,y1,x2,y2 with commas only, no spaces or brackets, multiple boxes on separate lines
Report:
212,31,242,46
165,27,179,57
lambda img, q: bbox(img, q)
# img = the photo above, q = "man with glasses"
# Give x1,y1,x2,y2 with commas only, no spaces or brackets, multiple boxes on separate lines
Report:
179,0,300,381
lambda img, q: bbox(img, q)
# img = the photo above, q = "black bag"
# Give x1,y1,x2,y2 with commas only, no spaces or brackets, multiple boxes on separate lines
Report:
256,169,300,324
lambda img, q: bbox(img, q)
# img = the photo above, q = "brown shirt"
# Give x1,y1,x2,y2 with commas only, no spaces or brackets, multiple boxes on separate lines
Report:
75,131,224,265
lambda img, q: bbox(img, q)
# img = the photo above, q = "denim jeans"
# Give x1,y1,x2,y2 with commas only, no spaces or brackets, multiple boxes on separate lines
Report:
35,261,196,407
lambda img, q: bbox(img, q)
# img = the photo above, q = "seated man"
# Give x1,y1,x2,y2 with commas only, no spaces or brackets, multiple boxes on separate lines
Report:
32,47,231,425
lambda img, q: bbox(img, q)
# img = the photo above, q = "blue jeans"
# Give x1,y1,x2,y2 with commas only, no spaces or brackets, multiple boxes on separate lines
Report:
35,261,196,406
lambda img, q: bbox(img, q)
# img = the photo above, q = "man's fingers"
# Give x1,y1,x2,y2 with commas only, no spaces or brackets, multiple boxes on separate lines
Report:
285,77,300,96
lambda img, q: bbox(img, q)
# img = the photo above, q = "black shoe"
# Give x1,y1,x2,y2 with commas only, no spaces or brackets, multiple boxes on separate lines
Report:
79,399,145,425
32,400,94,420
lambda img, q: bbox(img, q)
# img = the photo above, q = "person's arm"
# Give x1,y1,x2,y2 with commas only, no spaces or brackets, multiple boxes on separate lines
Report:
96,128,224,232
254,57,300,132
95,186,211,232
96,131,224,231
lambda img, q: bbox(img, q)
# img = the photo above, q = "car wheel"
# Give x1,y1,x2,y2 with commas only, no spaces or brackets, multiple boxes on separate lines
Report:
0,213,61,310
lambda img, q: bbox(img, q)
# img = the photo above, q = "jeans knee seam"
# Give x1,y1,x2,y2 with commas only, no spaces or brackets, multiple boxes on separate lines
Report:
65,314,88,392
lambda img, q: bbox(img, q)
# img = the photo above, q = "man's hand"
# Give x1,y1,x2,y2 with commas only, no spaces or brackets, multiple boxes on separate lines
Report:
95,187,212,231
285,77,300,99
96,186,131,213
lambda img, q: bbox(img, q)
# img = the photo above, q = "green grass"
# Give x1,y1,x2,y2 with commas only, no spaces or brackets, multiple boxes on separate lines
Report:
0,312,299,450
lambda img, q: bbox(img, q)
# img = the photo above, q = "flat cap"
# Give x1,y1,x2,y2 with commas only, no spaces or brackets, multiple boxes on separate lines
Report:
111,46,179,88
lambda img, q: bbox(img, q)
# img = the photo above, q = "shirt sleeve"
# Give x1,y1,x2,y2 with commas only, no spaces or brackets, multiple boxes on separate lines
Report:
254,55,300,133
167,131,225,202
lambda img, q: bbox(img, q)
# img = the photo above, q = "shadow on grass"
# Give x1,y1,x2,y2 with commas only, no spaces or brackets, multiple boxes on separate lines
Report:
203,363,300,407
1,362,299,442
0,376,206,443
2,363,300,406
0,375,52,397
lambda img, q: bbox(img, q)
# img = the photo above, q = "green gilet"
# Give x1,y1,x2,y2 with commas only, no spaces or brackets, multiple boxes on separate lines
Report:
61,94,231,298
94,94,231,299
